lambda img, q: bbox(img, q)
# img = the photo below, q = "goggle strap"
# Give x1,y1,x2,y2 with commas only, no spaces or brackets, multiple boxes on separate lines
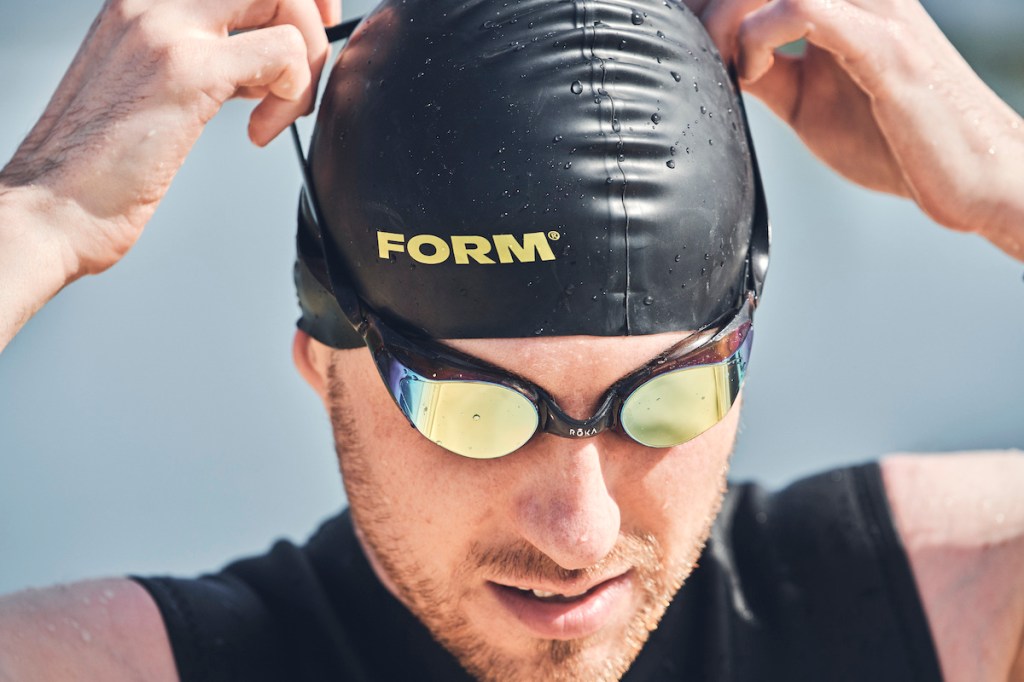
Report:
290,17,368,330
289,17,362,189
726,63,771,308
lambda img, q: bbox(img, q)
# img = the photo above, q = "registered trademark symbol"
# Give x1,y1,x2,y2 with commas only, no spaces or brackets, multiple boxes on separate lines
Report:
548,231,561,241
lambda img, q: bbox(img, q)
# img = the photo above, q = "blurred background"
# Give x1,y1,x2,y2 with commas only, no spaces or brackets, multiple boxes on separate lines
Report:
1,0,1022,594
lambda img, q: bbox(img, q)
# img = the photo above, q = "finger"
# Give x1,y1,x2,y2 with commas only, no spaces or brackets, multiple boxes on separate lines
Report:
254,0,331,111
249,92,310,146
314,0,342,26
232,4,331,146
235,85,271,99
738,53,802,122
192,0,318,30
699,0,771,66
736,0,881,86
215,25,312,145
222,25,311,99
736,5,812,82
197,0,330,111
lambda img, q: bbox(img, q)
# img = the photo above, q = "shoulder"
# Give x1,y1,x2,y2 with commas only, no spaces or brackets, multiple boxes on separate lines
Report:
0,578,177,682
880,451,1024,682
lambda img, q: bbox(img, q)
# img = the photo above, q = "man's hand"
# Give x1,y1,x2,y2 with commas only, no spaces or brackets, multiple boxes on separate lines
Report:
685,0,1024,260
0,0,340,350
2,0,339,278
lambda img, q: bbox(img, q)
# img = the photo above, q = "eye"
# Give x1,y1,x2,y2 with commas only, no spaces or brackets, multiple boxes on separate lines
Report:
399,377,539,459
620,360,741,448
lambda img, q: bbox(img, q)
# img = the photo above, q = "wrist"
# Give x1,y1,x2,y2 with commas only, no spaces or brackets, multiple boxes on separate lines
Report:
0,182,82,288
975,117,1024,262
0,183,83,350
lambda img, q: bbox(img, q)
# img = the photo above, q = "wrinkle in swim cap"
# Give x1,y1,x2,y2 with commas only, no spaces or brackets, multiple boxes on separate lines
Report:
298,0,764,348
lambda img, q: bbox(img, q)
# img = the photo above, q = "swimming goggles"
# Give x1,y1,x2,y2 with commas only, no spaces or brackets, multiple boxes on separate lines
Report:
349,290,752,459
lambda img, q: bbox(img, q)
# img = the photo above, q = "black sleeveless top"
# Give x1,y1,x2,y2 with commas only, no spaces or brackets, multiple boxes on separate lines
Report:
134,463,943,681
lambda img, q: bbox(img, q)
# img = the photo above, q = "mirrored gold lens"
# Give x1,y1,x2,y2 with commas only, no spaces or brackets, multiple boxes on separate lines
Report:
399,377,539,459
620,360,742,448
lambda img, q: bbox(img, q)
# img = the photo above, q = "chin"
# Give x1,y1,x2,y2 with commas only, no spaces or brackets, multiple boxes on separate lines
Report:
407,553,694,682
446,585,681,681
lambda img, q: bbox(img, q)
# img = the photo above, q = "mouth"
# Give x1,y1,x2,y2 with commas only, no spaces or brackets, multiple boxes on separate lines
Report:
487,572,633,640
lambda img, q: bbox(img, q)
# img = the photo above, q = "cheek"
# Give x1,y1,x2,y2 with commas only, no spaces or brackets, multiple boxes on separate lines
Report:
331,353,500,561
611,400,739,563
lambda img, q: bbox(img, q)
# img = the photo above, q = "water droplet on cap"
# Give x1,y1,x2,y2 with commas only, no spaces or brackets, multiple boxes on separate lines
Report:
564,161,573,169
571,80,583,95
671,71,682,82
472,414,481,421
651,113,662,124
611,119,621,132
643,295,655,305
666,159,676,168
674,254,681,262
631,10,645,24
553,134,563,143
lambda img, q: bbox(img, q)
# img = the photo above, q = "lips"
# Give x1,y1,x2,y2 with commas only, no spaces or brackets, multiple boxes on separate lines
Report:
487,572,633,640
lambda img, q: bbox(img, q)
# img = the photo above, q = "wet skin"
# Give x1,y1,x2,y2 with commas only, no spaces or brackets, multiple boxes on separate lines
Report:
296,330,742,682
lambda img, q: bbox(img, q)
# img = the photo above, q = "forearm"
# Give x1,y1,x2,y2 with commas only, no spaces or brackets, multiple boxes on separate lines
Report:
0,185,77,352
870,32,1024,261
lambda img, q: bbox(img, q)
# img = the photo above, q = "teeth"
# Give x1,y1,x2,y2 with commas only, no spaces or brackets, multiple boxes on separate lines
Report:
516,586,589,599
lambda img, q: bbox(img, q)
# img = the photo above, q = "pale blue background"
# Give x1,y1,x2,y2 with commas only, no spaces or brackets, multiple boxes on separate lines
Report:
1,0,1022,594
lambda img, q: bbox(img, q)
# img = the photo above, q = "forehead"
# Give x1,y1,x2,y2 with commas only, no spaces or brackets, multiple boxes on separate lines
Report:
445,331,693,392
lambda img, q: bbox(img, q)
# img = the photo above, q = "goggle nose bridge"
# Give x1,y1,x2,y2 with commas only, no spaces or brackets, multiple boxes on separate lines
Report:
537,390,620,440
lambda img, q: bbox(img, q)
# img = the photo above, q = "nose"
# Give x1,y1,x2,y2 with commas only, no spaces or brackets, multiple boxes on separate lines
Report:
511,438,621,571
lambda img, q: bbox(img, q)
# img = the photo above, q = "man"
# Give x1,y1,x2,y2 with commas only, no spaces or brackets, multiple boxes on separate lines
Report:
0,1,1021,682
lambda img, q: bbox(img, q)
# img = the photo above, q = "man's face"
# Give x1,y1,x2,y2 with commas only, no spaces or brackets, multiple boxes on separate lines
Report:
313,332,741,682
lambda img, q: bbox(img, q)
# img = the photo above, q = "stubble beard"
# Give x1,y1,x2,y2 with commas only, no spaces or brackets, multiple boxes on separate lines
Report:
327,359,727,682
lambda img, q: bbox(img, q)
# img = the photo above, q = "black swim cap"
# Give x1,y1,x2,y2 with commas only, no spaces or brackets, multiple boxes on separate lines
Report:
296,0,768,349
